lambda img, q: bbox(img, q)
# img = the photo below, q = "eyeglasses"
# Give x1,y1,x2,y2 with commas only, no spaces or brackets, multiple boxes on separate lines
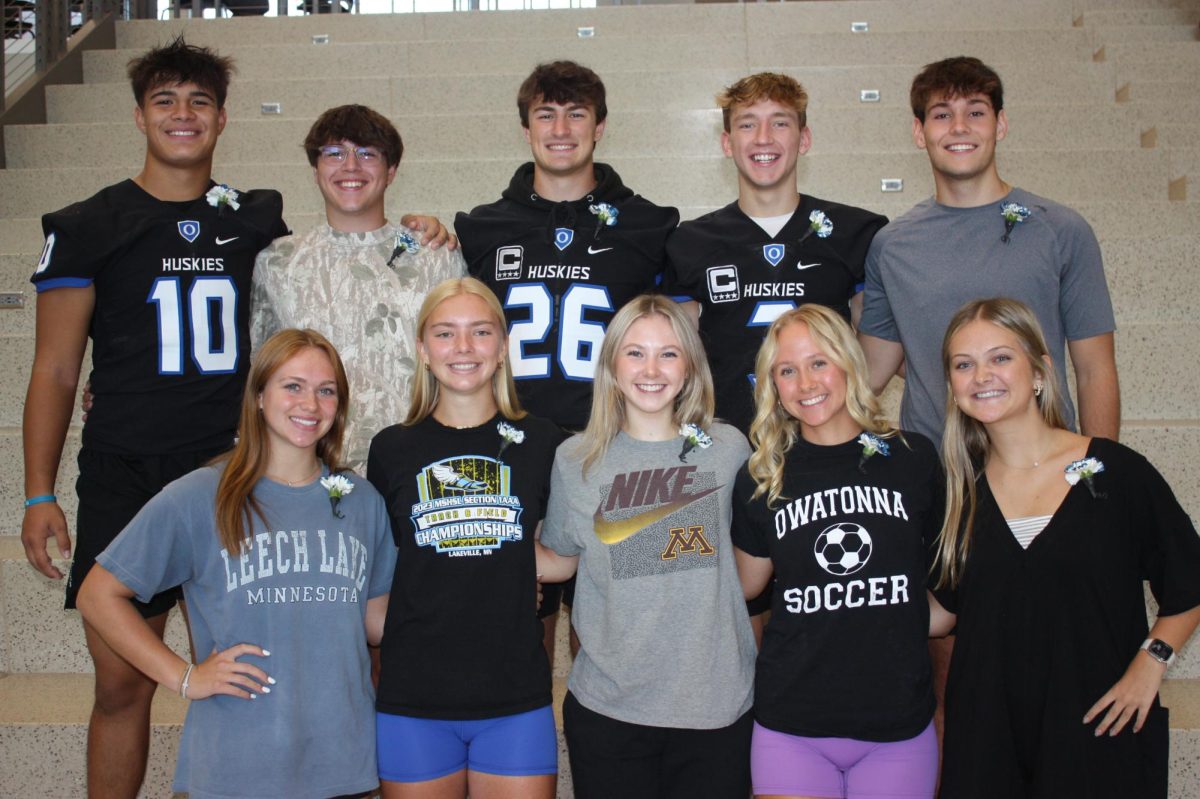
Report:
318,145,384,164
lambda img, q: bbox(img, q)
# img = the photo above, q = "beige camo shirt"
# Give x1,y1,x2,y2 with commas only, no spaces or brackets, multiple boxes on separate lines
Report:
250,222,467,471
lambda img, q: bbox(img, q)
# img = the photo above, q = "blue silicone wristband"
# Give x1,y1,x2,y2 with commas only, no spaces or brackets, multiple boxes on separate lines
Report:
24,494,57,508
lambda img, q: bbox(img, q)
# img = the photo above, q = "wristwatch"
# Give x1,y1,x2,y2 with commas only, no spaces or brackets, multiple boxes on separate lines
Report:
1141,638,1176,666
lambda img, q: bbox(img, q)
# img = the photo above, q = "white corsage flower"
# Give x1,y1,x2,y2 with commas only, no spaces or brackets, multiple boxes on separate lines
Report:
205,184,241,213
1064,457,1106,499
589,203,619,227
678,423,713,463
320,474,355,518
857,432,891,473
1000,202,1031,243
798,209,833,244
387,231,421,267
497,421,526,458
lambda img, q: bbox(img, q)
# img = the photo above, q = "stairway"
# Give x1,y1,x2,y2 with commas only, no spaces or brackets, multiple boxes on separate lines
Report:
2,0,1198,795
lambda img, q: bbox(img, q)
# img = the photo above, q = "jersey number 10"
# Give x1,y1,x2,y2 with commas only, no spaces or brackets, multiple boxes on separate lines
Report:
147,276,239,375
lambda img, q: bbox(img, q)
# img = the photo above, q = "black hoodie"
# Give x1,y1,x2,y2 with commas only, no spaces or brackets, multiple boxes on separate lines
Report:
456,162,680,429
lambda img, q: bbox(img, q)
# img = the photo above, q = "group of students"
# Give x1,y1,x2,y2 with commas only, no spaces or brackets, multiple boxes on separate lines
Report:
16,28,1199,799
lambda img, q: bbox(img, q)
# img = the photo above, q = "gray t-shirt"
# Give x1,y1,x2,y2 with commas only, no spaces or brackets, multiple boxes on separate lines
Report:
98,464,396,799
542,424,756,729
860,187,1115,446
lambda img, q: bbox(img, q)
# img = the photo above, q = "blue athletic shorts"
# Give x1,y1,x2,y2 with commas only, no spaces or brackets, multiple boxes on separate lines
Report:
376,705,557,783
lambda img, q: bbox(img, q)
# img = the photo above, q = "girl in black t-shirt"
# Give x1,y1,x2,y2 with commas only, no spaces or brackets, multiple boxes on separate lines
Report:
733,304,941,799
367,278,561,799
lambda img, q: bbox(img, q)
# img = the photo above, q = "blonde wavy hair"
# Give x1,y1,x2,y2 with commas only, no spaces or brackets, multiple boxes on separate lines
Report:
935,298,1067,588
576,295,714,475
215,328,350,554
404,277,526,425
747,305,895,507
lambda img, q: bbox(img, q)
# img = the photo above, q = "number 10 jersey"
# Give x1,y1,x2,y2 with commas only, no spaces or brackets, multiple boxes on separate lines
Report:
32,179,287,455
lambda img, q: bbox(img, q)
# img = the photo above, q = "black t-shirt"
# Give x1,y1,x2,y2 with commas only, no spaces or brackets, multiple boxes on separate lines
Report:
456,163,680,429
664,197,886,433
732,431,941,741
367,412,565,719
32,179,287,455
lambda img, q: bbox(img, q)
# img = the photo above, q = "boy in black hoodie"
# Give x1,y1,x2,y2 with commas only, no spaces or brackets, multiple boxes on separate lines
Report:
455,60,679,431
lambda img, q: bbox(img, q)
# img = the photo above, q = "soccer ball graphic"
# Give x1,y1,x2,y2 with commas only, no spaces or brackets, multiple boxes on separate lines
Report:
813,522,873,576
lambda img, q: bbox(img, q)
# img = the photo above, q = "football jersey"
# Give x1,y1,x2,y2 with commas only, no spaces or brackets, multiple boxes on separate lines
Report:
32,179,287,455
456,163,679,430
664,196,886,433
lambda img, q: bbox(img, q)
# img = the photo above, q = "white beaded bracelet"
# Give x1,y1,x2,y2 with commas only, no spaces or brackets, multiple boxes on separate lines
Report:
180,663,195,699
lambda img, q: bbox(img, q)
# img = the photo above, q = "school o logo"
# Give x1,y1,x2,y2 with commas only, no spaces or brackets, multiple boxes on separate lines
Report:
177,220,201,243
762,243,785,267
553,228,574,252
813,522,873,576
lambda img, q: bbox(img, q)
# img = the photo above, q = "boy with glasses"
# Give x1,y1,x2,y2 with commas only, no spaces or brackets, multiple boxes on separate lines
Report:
251,104,465,471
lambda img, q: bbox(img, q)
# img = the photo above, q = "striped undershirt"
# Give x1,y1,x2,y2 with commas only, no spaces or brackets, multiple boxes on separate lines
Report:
1007,515,1054,549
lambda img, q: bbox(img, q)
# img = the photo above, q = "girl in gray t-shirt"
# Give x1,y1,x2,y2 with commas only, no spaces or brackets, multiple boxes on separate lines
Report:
538,295,757,799
77,330,396,799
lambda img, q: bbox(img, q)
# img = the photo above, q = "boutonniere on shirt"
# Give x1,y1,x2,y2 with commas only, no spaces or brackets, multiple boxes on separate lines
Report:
387,231,420,266
320,474,354,518
1064,457,1106,499
999,202,1031,243
857,432,891,474
205,184,241,215
497,421,526,459
589,202,619,237
797,209,834,244
678,423,713,463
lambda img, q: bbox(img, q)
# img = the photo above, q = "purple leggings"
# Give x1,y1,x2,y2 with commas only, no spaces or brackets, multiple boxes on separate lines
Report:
750,721,937,799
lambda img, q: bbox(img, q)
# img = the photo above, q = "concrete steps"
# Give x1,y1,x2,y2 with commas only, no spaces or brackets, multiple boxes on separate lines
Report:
81,29,1096,84
3,105,1150,170
111,0,1085,48
43,61,1119,124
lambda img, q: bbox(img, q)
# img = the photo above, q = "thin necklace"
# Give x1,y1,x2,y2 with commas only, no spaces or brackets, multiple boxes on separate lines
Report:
992,438,1052,470
266,461,321,487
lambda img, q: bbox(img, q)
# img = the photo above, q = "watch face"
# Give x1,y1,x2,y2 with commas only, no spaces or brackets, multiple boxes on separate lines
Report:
1147,639,1174,661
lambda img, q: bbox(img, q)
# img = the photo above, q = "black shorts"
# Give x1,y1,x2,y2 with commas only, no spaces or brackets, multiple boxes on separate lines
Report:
563,691,752,799
67,445,229,617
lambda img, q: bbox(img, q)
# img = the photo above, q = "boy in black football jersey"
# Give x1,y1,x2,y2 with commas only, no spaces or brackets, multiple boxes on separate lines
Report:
455,60,679,662
663,73,888,642
20,39,286,798
664,72,888,436
456,60,679,430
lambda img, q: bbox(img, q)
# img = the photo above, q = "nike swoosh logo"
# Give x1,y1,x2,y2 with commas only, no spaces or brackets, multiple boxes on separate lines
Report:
215,236,239,245
796,261,821,270
592,485,722,545
587,246,613,255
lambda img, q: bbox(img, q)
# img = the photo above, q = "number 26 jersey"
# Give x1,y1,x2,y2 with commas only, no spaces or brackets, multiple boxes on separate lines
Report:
456,163,679,430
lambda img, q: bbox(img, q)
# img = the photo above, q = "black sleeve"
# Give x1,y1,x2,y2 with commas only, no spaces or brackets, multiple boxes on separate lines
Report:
731,465,771,558
661,224,705,302
1129,446,1200,615
842,208,888,286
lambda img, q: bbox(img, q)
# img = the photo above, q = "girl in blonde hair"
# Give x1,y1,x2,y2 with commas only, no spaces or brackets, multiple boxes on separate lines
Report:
367,277,562,799
537,293,756,799
78,329,396,799
931,297,1200,798
733,304,943,799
